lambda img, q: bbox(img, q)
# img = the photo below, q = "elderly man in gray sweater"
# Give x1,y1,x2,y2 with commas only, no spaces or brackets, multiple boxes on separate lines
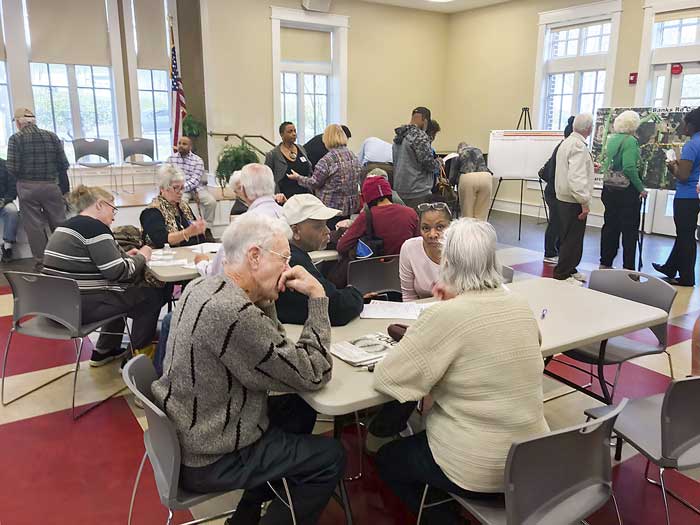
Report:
152,213,345,525
553,113,595,284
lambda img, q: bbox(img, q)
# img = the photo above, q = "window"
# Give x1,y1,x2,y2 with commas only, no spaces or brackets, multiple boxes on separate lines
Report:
681,73,700,106
579,70,606,116
137,69,171,161
550,22,611,58
655,17,700,48
0,62,13,157
543,69,608,130
545,73,574,131
279,72,329,144
653,75,666,107
31,62,119,163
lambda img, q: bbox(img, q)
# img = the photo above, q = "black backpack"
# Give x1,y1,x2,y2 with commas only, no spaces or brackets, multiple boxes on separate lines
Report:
356,204,384,258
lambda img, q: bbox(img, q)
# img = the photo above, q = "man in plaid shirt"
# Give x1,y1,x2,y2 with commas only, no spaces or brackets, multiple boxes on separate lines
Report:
7,107,69,268
168,137,216,240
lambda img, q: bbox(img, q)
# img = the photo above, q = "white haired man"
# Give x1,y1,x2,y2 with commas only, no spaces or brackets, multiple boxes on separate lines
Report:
6,107,69,269
553,113,595,284
168,136,217,240
153,213,345,524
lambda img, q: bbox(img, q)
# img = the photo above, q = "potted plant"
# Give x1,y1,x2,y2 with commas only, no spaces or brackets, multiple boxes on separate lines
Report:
216,143,259,189
182,114,205,138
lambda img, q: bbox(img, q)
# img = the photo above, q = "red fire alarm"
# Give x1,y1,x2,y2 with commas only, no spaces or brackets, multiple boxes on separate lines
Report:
629,72,638,84
671,63,684,75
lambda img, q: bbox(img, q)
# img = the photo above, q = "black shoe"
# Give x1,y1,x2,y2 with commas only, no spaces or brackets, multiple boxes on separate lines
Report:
1,246,12,263
204,228,215,242
652,262,675,279
225,499,262,525
89,347,130,367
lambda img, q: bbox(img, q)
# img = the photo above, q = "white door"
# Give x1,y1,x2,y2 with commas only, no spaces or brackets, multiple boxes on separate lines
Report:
648,63,700,236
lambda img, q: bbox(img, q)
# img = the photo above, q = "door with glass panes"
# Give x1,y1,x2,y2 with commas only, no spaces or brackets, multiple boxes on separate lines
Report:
648,63,700,236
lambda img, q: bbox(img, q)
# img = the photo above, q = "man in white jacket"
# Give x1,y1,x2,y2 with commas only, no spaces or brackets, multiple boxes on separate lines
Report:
553,113,594,283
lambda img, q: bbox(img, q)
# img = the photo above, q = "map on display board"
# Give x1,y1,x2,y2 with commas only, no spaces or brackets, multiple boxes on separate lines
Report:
591,106,694,190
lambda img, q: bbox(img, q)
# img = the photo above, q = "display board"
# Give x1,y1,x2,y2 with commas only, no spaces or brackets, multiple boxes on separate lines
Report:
592,106,693,190
487,130,563,180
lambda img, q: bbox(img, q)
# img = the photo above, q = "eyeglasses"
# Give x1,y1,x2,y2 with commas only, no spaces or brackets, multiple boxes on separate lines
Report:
100,200,118,215
260,246,291,265
417,202,450,214
169,185,185,193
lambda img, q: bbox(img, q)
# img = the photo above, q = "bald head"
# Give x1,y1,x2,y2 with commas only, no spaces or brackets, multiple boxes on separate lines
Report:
177,136,193,156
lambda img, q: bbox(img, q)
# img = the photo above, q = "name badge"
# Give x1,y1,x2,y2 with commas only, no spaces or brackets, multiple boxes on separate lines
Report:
299,156,307,163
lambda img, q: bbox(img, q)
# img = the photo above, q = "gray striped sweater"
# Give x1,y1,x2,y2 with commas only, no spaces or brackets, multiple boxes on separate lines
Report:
42,215,146,292
152,275,332,468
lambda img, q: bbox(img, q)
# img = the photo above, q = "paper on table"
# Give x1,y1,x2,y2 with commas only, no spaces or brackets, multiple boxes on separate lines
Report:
191,243,222,254
182,262,197,270
330,332,399,366
359,300,436,320
148,259,190,267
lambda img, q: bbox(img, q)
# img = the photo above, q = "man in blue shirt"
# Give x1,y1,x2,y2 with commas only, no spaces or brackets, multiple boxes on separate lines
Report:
653,108,700,286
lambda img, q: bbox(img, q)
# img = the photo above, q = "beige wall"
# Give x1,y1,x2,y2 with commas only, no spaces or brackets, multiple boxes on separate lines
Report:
200,0,448,164
281,27,331,62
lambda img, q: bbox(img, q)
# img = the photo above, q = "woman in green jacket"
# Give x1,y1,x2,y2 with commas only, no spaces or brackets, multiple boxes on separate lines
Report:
600,110,648,270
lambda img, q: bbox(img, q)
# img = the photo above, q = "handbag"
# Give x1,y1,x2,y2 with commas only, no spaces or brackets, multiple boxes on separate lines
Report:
434,165,458,205
356,204,384,258
603,136,631,190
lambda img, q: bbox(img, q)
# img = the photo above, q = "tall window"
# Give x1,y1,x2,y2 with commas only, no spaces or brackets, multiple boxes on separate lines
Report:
279,72,329,144
30,62,119,162
0,62,13,157
137,69,171,161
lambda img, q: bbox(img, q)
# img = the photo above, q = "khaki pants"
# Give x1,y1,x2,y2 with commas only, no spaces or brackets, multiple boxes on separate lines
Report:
182,188,217,227
458,172,493,221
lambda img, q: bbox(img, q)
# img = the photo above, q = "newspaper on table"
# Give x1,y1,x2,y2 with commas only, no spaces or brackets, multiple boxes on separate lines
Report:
330,332,400,367
360,300,436,320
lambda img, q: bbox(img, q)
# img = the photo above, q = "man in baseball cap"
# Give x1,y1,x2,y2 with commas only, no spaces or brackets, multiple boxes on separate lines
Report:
12,107,35,121
276,194,363,326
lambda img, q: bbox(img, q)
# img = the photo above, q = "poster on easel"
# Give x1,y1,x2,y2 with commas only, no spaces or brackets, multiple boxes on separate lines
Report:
591,106,694,189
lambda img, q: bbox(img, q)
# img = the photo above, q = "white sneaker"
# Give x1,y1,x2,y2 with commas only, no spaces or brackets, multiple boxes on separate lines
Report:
572,272,587,282
543,256,559,264
565,277,584,286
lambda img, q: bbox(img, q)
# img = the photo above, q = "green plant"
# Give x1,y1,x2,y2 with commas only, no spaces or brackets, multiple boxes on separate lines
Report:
182,114,205,138
216,143,259,188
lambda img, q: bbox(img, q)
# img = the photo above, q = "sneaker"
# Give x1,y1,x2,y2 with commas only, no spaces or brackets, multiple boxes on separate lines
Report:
133,396,144,409
565,276,584,287
364,430,398,455
89,347,130,367
1,246,12,263
599,264,614,270
572,272,587,282
543,256,559,264
652,262,675,279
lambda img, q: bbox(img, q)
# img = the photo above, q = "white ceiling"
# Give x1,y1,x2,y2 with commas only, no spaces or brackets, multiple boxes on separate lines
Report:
360,0,511,14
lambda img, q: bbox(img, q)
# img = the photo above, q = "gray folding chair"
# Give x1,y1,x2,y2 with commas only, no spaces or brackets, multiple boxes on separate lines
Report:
347,255,400,297
550,269,677,404
501,265,514,284
73,138,116,192
1,272,133,419
121,137,162,193
417,400,627,524
585,377,700,525
122,355,297,525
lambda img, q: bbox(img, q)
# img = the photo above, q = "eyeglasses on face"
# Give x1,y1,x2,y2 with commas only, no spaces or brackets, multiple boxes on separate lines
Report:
169,184,185,193
260,246,292,265
101,200,118,215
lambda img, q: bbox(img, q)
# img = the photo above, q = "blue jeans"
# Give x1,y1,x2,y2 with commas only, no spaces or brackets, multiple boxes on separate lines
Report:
0,203,19,243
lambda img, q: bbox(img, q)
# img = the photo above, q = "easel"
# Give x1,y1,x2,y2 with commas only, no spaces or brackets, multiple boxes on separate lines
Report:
487,107,549,241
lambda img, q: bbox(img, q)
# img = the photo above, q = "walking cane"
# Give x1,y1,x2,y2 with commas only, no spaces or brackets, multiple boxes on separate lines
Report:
637,195,647,271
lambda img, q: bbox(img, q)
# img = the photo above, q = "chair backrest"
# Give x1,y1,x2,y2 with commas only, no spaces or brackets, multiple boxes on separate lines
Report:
73,138,110,163
347,255,400,295
589,269,676,345
121,137,156,162
122,355,183,507
505,399,627,525
4,271,82,335
501,265,514,284
661,377,700,461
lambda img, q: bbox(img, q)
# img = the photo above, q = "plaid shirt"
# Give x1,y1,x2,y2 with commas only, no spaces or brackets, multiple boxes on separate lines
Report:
167,152,205,193
6,124,69,182
297,146,361,216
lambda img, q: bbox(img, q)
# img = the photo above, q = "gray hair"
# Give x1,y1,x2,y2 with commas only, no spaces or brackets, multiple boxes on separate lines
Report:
614,110,641,135
222,213,292,266
228,170,242,190
240,163,275,200
158,164,186,190
573,113,594,134
439,218,503,293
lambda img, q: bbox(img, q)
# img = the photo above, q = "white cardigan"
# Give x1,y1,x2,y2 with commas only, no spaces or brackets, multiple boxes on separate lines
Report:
555,131,595,206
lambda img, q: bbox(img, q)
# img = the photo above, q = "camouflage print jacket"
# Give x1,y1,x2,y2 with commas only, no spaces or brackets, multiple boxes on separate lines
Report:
392,124,440,200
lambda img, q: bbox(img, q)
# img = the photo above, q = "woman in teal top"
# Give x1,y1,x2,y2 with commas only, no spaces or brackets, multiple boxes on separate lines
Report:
600,110,647,271
653,107,700,286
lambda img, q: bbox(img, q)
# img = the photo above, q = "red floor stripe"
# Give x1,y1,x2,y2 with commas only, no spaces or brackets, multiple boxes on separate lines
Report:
624,324,693,347
0,397,193,525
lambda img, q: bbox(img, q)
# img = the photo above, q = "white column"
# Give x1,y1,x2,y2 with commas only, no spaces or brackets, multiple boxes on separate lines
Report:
3,0,33,110
271,17,281,140
121,0,141,137
331,25,348,124
106,0,129,149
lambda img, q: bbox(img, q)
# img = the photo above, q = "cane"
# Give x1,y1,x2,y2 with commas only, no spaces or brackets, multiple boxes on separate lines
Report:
638,195,647,271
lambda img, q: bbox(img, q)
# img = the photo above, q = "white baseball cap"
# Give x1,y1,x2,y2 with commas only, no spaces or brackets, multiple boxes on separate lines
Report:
283,194,341,225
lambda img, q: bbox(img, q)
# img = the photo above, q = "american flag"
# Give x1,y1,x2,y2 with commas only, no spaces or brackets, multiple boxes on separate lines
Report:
170,23,187,151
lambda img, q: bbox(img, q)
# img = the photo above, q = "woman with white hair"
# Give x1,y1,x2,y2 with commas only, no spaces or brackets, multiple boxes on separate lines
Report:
599,110,648,270
152,213,345,524
372,218,549,523
140,164,207,248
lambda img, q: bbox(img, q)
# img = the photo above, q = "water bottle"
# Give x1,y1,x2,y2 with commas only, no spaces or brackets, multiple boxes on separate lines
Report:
163,243,172,255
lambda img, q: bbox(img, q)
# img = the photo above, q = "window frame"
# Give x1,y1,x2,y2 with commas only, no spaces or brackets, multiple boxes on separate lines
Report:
0,62,13,157
279,65,330,144
533,1,622,130
136,68,171,161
